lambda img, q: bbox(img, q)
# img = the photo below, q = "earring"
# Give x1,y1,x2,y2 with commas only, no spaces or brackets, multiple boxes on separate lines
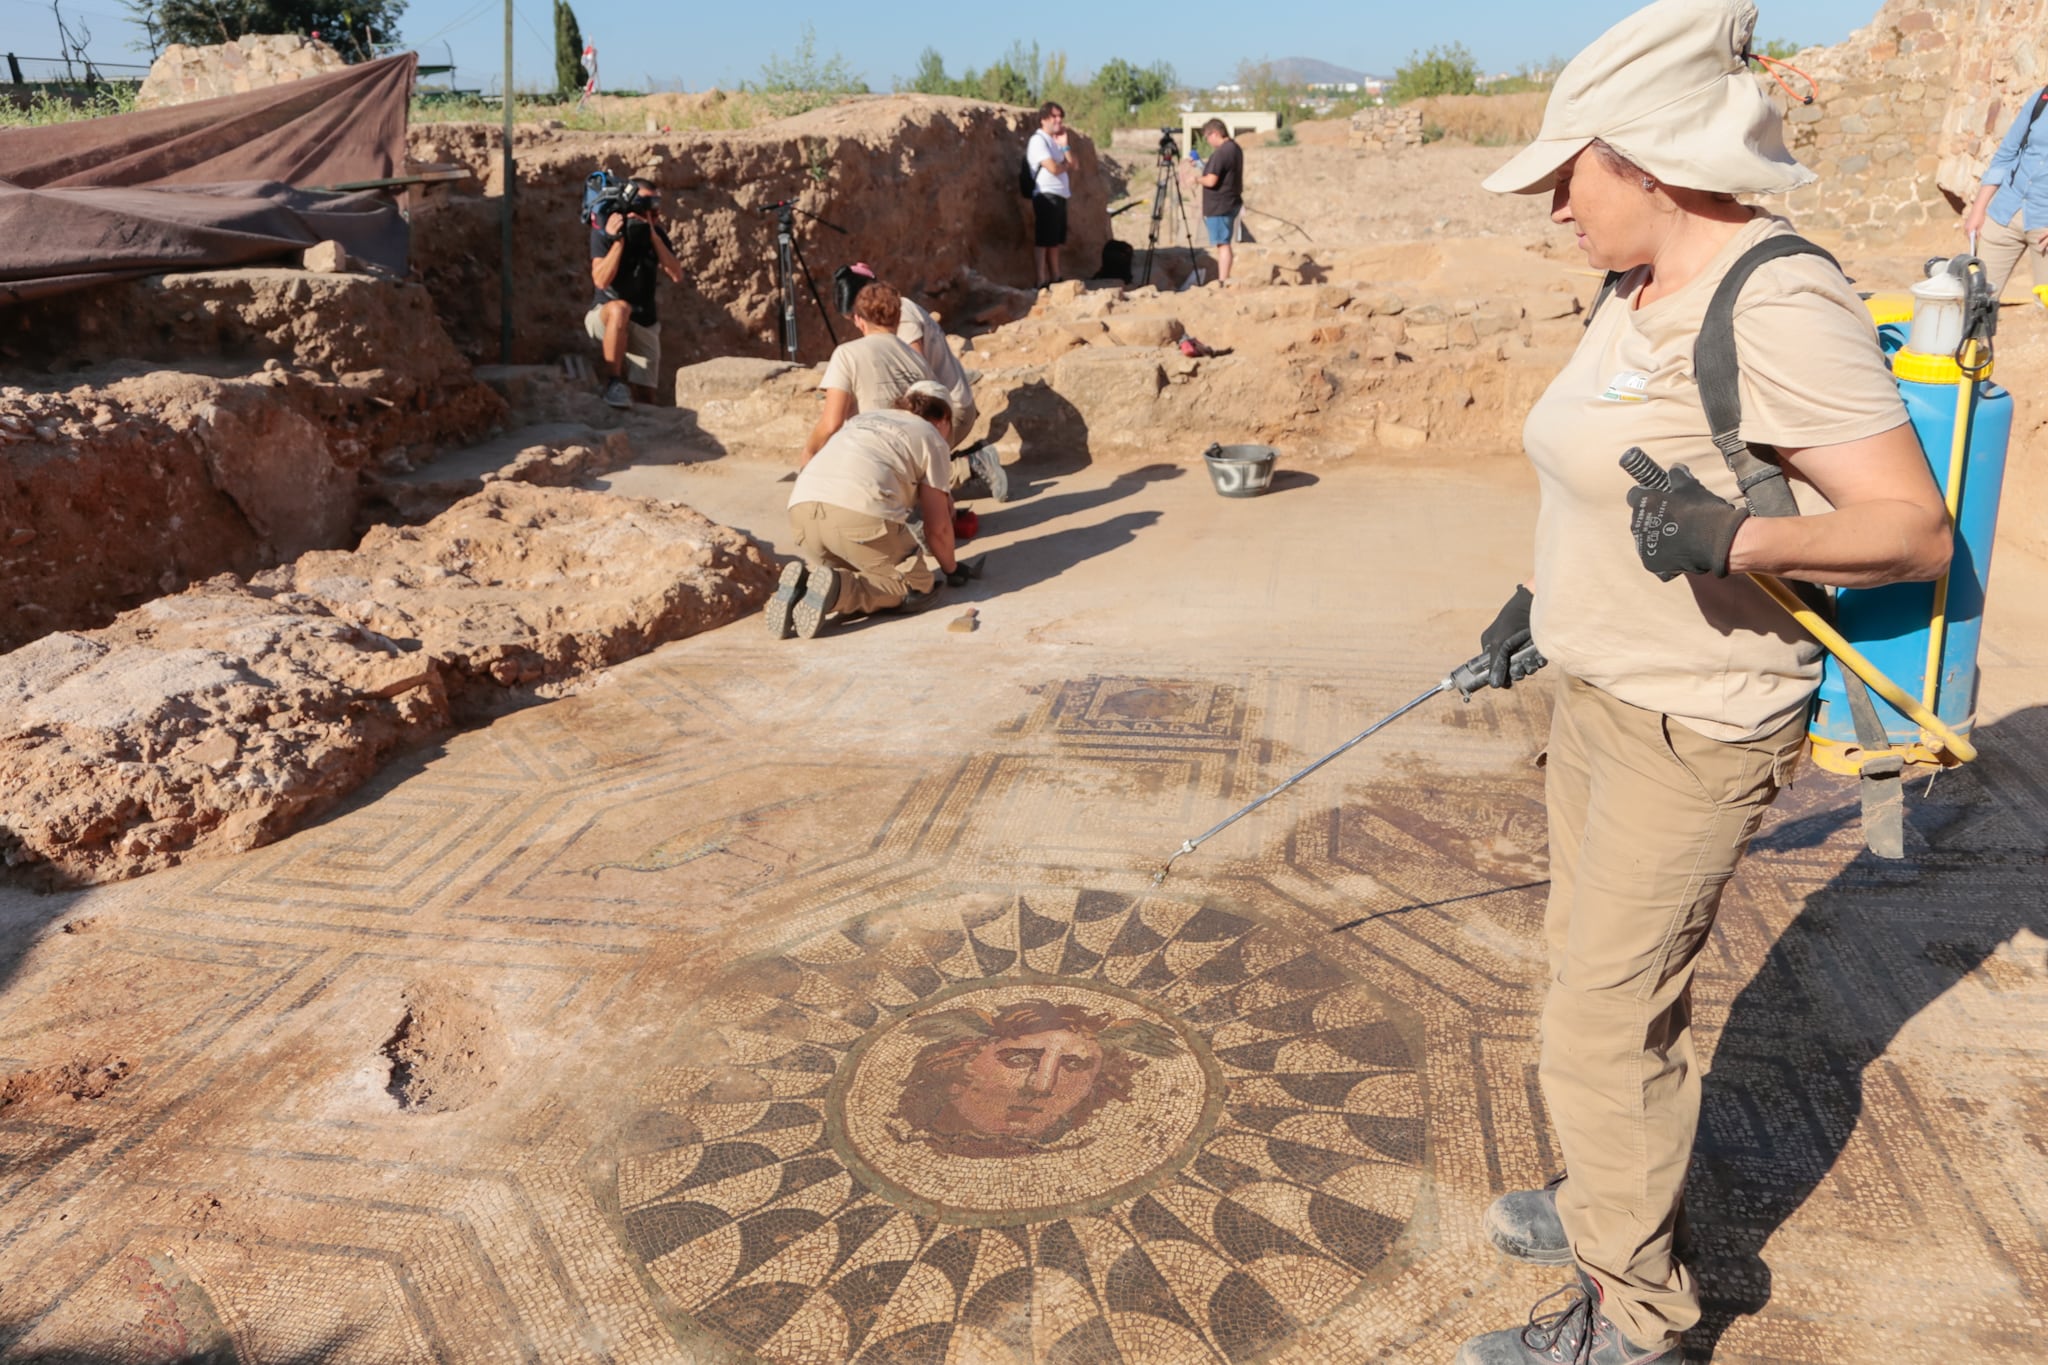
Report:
1643,177,1656,190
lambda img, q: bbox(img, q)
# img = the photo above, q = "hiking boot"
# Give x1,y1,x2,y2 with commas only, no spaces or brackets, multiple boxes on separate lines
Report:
1486,1174,1572,1266
602,378,631,409
763,559,807,639
1487,1177,1694,1268
967,442,1012,502
889,583,943,615
1455,1272,1677,1365
792,565,838,639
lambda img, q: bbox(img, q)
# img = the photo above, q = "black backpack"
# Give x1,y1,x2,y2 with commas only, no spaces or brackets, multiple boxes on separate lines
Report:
1018,151,1036,198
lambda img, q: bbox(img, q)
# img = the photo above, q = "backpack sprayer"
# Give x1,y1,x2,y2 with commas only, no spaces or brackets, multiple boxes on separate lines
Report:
1622,241,2011,858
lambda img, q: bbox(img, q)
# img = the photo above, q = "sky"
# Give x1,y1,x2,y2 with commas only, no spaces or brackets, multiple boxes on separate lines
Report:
11,0,1887,92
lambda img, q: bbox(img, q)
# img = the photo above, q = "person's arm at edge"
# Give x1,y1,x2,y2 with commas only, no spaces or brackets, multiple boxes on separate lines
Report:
918,483,958,574
1966,90,2040,234
1726,423,1952,588
803,389,856,462
591,215,625,289
652,223,683,284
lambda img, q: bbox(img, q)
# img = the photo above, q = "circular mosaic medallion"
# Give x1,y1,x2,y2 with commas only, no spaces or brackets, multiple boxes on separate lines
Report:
829,977,1225,1223
603,889,1428,1364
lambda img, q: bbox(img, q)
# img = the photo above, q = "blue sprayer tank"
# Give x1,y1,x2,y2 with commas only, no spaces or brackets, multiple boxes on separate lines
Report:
1808,315,2014,771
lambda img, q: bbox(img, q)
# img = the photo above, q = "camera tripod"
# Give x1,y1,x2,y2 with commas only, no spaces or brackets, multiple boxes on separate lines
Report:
760,200,846,363
1136,128,1201,291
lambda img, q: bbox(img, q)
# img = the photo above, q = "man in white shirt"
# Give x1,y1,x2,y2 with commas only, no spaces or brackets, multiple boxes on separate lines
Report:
1026,102,1072,288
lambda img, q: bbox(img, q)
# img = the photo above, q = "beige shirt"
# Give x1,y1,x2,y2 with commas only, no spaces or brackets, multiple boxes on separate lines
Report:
819,333,932,415
789,410,952,522
897,298,978,431
1525,214,1908,741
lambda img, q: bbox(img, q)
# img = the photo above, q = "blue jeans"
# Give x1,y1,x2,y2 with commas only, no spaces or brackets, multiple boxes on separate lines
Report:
1204,212,1239,246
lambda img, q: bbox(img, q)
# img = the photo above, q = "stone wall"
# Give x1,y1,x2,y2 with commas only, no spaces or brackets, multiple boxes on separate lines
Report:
1757,0,2048,244
1935,0,2048,201
1348,106,1424,152
136,34,345,110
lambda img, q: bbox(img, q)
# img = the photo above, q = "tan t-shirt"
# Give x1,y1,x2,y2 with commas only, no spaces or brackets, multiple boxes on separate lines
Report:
1525,214,1908,741
789,410,952,522
897,298,978,432
819,333,932,415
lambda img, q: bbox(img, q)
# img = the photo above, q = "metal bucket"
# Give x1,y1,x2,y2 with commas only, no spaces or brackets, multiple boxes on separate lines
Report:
1203,443,1277,498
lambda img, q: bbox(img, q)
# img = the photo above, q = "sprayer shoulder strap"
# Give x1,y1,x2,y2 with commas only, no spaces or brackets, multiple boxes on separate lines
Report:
1695,234,1843,519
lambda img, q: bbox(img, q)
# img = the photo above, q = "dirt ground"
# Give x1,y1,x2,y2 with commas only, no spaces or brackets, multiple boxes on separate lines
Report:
3,131,2048,1365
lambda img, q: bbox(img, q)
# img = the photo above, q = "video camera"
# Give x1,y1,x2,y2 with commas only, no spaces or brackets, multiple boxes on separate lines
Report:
1155,126,1182,163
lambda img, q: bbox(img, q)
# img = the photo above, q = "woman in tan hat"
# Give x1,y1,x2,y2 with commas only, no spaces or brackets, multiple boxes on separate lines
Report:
1456,2,1952,1363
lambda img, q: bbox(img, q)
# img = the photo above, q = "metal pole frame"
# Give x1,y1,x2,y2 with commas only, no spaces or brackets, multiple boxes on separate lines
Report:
499,0,515,365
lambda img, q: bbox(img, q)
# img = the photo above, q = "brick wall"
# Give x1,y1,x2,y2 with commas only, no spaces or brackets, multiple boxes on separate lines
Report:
1348,106,1425,152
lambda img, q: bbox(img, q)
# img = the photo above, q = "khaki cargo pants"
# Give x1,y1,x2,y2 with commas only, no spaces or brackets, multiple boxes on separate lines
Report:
1978,210,2048,297
788,501,934,616
1540,673,1805,1350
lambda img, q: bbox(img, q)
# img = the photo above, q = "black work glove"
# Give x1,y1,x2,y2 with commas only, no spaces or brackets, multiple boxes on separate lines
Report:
946,565,972,588
1625,462,1749,580
1479,584,1545,690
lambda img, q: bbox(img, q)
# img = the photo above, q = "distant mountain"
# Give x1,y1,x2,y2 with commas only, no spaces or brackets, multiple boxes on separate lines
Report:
1258,57,1382,86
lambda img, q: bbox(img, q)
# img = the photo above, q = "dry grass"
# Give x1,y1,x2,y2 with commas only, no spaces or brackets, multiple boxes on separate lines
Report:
410,88,841,133
1410,91,1547,147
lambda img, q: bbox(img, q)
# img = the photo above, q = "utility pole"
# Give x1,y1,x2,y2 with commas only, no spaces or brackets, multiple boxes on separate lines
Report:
499,0,515,364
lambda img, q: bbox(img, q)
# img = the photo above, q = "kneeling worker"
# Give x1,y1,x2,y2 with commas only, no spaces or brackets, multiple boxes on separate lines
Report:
837,263,1010,500
768,381,970,640
803,280,931,461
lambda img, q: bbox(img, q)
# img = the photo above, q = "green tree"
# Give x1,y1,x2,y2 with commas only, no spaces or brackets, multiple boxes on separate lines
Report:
1759,38,1803,59
903,47,963,95
1390,42,1479,102
136,0,407,61
752,23,869,116
1093,56,1172,112
553,1,583,98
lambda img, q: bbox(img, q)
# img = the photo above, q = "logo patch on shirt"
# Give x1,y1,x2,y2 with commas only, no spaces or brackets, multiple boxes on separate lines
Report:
1599,370,1650,403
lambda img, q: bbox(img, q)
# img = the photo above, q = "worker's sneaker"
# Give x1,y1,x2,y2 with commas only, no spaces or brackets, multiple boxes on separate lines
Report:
1485,1175,1572,1265
967,442,1012,502
602,378,631,409
1455,1272,1677,1365
792,565,838,639
763,560,807,639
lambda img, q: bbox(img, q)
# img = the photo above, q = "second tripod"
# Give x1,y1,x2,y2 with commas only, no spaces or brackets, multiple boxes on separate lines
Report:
1136,127,1201,291
760,200,847,363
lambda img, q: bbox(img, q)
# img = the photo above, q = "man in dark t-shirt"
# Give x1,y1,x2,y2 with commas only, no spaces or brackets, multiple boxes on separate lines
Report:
1196,120,1245,284
586,177,682,407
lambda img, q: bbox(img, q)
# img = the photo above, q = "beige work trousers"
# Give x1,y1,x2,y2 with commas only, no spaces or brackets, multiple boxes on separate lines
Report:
787,501,934,616
1978,210,2048,296
1540,673,1806,1350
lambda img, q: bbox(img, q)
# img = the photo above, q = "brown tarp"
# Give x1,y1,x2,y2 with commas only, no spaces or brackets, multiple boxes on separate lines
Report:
0,54,416,302
0,54,416,189
0,181,409,303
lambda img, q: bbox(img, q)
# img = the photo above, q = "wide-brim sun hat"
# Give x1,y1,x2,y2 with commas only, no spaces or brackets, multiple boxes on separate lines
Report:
1483,0,1815,196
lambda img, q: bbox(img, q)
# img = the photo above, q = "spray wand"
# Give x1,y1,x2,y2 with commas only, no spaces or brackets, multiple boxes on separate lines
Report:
1153,644,1542,884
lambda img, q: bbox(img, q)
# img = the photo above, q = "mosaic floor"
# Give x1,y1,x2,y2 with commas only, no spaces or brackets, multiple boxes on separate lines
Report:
2,460,2046,1364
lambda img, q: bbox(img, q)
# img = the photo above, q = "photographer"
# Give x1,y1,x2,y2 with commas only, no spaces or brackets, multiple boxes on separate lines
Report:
1027,102,1072,288
1193,118,1243,283
587,177,683,409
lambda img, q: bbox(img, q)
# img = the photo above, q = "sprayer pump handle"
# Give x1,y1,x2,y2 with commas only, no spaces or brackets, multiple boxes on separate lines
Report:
1449,643,1546,699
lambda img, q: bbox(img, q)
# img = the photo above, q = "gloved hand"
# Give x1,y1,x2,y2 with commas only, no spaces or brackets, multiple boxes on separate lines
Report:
946,564,973,588
1479,584,1545,690
1626,462,1749,580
